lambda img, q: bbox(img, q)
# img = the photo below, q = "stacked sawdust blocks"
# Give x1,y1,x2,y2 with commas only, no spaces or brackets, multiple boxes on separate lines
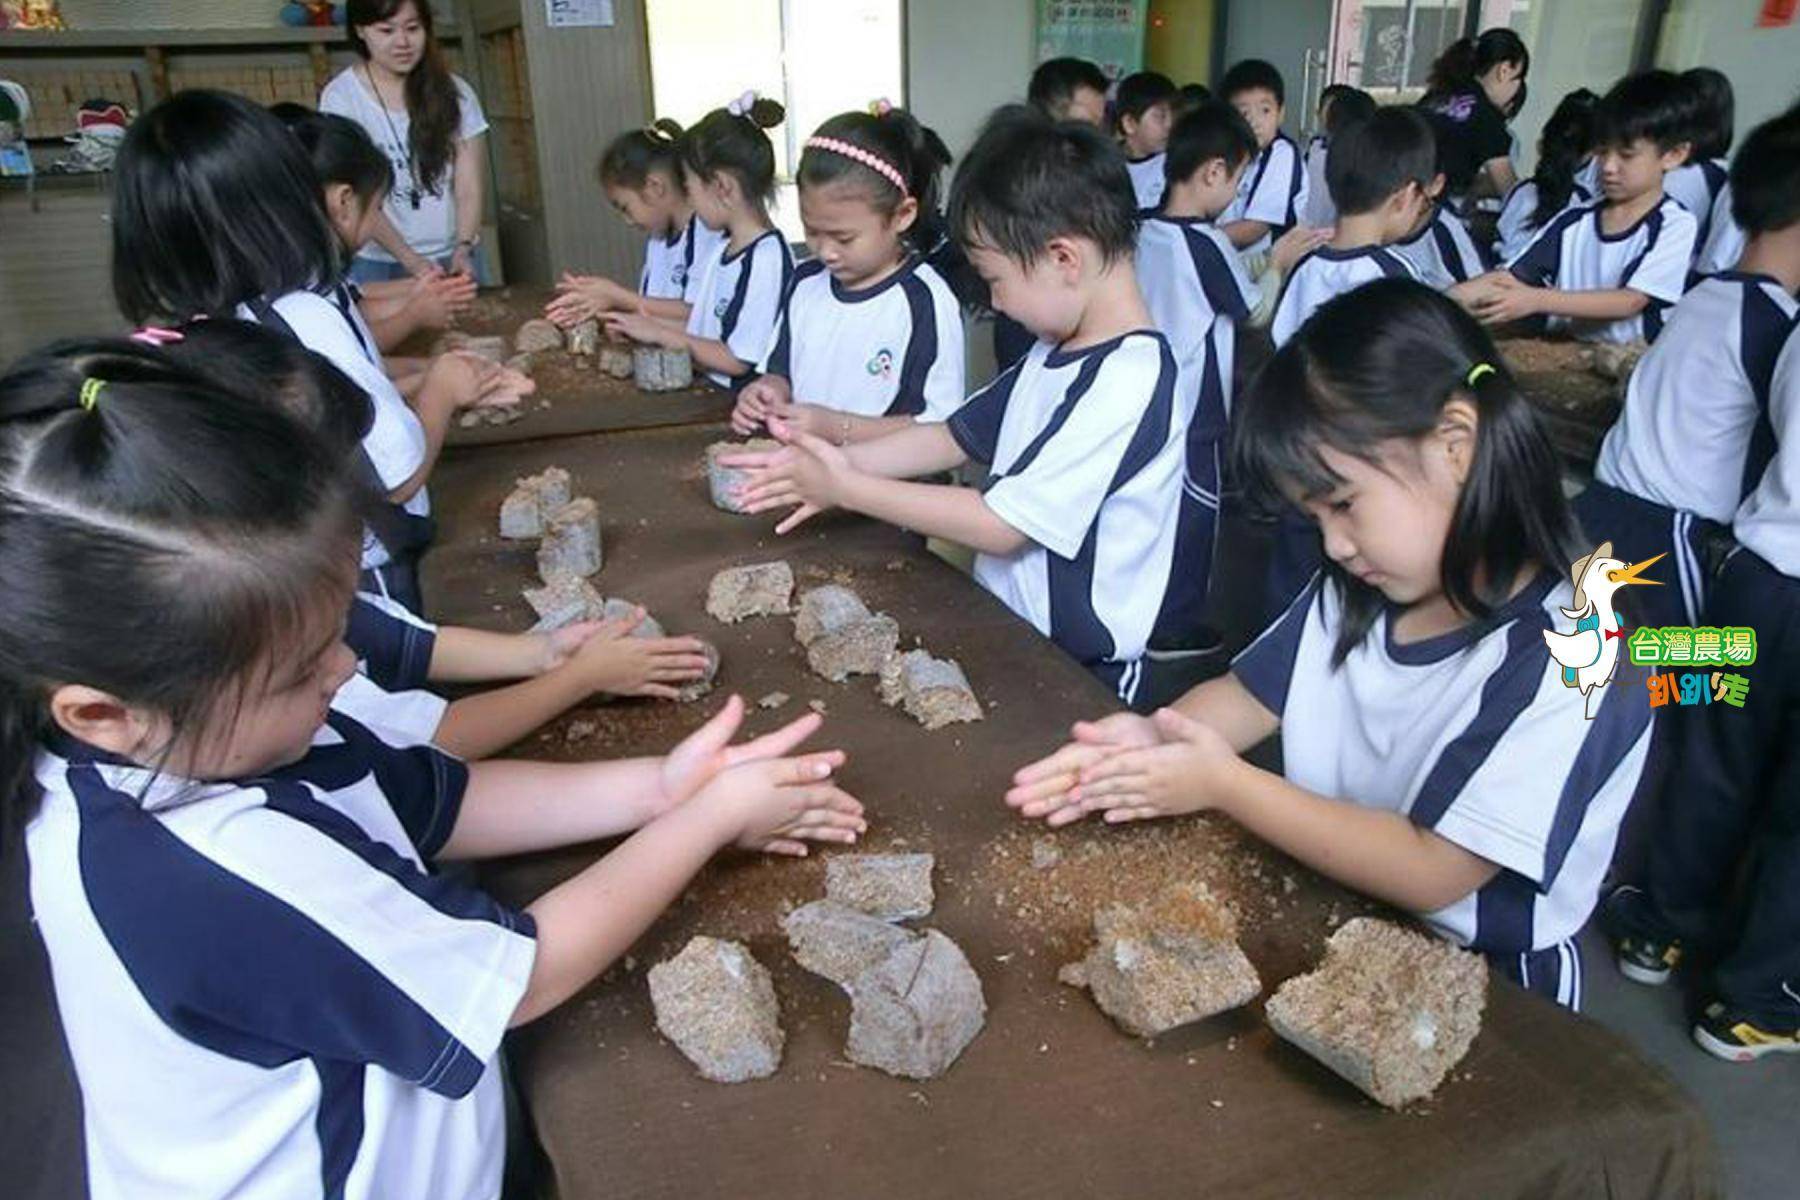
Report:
794,586,899,682
648,937,784,1083
1265,918,1486,1108
704,438,780,513
565,318,601,358
1058,882,1260,1037
498,467,571,540
497,464,602,609
783,854,987,1080
879,648,983,730
597,331,635,379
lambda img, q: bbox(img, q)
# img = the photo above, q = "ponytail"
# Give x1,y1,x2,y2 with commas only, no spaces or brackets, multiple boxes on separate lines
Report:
1532,89,1599,228
600,118,686,190
683,93,787,206
1427,29,1529,100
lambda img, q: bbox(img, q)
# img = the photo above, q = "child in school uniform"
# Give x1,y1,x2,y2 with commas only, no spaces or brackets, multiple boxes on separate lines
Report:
726,107,1186,708
154,318,715,756
1011,280,1650,1010
1217,59,1310,254
1136,102,1321,673
1,340,865,1200
1580,107,1800,631
1663,67,1734,275
605,93,795,392
1493,88,1600,264
1115,71,1178,212
1299,84,1374,229
1457,71,1698,345
110,91,518,614
1027,56,1110,127
1607,320,1800,1061
729,104,966,445
1271,105,1434,347
1391,177,1489,291
543,119,727,328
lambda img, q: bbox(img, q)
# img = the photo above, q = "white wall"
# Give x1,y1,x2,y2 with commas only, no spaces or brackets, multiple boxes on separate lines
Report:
904,0,1035,158
1505,0,1642,176
1657,0,1800,145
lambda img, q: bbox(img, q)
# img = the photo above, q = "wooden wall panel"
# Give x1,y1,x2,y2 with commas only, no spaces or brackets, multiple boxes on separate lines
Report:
0,183,124,363
515,0,651,284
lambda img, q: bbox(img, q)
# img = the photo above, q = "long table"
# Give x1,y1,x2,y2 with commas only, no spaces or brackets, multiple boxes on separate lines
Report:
423,423,1719,1200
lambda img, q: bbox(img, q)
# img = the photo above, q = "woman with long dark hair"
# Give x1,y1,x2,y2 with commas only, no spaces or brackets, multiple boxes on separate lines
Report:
321,0,491,283
1419,28,1530,205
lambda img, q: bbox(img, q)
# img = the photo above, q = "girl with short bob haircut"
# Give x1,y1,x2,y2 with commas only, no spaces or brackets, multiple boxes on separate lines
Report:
1011,280,1653,1012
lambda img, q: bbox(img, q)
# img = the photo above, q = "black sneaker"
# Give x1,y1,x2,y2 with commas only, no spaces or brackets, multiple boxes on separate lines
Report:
1692,1001,1800,1063
1601,885,1683,986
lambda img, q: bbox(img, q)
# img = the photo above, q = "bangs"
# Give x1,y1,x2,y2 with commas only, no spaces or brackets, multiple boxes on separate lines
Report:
1233,350,1397,515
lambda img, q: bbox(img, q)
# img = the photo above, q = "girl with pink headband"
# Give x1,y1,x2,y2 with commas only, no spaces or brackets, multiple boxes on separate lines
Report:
731,103,970,446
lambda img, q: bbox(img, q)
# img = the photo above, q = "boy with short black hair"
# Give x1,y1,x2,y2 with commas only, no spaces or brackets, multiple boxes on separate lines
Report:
1270,105,1434,347
1458,70,1698,344
1301,84,1374,227
726,106,1186,707
1391,150,1490,290
1116,70,1178,211
1218,58,1310,253
1027,56,1109,127
1137,102,1322,677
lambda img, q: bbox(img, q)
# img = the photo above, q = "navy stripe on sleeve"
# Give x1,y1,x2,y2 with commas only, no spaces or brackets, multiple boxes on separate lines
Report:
1542,673,1651,886
1229,573,1323,717
1184,228,1251,322
1737,288,1800,500
1408,615,1552,832
70,767,501,1100
346,596,437,692
276,712,467,858
888,273,940,417
947,357,1025,464
1510,204,1589,286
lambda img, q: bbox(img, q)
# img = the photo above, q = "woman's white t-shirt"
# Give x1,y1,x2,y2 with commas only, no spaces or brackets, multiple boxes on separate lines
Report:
319,67,489,263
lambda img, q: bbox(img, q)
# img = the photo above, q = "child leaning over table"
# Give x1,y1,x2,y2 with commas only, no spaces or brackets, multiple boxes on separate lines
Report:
1009,281,1654,1011
726,105,1187,711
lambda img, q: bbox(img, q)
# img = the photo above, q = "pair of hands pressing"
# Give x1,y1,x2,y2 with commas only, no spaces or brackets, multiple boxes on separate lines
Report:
1004,707,1244,828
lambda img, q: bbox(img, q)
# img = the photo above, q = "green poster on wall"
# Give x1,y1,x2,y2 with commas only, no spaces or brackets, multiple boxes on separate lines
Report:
1035,0,1147,81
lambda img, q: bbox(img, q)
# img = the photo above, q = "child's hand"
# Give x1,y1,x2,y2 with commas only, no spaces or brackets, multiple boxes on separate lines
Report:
1005,711,1168,824
658,698,864,854
731,374,791,435
735,420,853,534
405,272,477,329
763,400,837,442
449,244,477,280
472,362,537,409
1271,224,1330,275
1068,708,1240,824
545,272,628,326
1468,273,1540,325
603,311,677,348
561,607,713,700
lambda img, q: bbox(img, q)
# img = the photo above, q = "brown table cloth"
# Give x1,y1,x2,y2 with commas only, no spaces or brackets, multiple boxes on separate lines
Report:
422,423,1719,1200
400,286,732,448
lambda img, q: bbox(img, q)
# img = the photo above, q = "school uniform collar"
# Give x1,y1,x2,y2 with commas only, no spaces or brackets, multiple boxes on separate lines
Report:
1147,212,1219,228
1042,328,1156,370
1708,269,1795,297
1590,196,1671,244
1394,204,1450,248
42,731,243,812
828,255,921,304
721,228,783,266
1306,242,1396,263
1382,570,1559,666
1126,151,1161,165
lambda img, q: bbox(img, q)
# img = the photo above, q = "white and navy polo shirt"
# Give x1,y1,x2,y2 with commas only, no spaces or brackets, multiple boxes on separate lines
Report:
946,332,1184,703
1136,215,1256,442
1663,157,1730,266
1271,245,1419,348
1233,572,1651,984
686,229,795,389
1493,177,1594,264
1392,203,1487,290
758,256,966,421
1221,132,1309,254
1506,196,1698,344
237,287,429,569
26,693,534,1200
1736,323,1800,577
640,213,726,303
1127,152,1167,213
343,590,449,745
1596,273,1799,523
1694,180,1747,279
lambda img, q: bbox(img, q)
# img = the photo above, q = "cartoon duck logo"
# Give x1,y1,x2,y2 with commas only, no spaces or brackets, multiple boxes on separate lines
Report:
1543,541,1664,719
866,348,895,379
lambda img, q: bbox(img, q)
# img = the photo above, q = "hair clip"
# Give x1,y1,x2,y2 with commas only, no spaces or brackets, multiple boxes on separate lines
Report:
1465,362,1497,387
129,326,185,347
868,97,894,117
805,136,909,198
726,90,758,118
79,378,106,412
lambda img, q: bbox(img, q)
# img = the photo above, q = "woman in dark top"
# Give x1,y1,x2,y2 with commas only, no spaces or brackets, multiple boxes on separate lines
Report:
1419,29,1530,204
